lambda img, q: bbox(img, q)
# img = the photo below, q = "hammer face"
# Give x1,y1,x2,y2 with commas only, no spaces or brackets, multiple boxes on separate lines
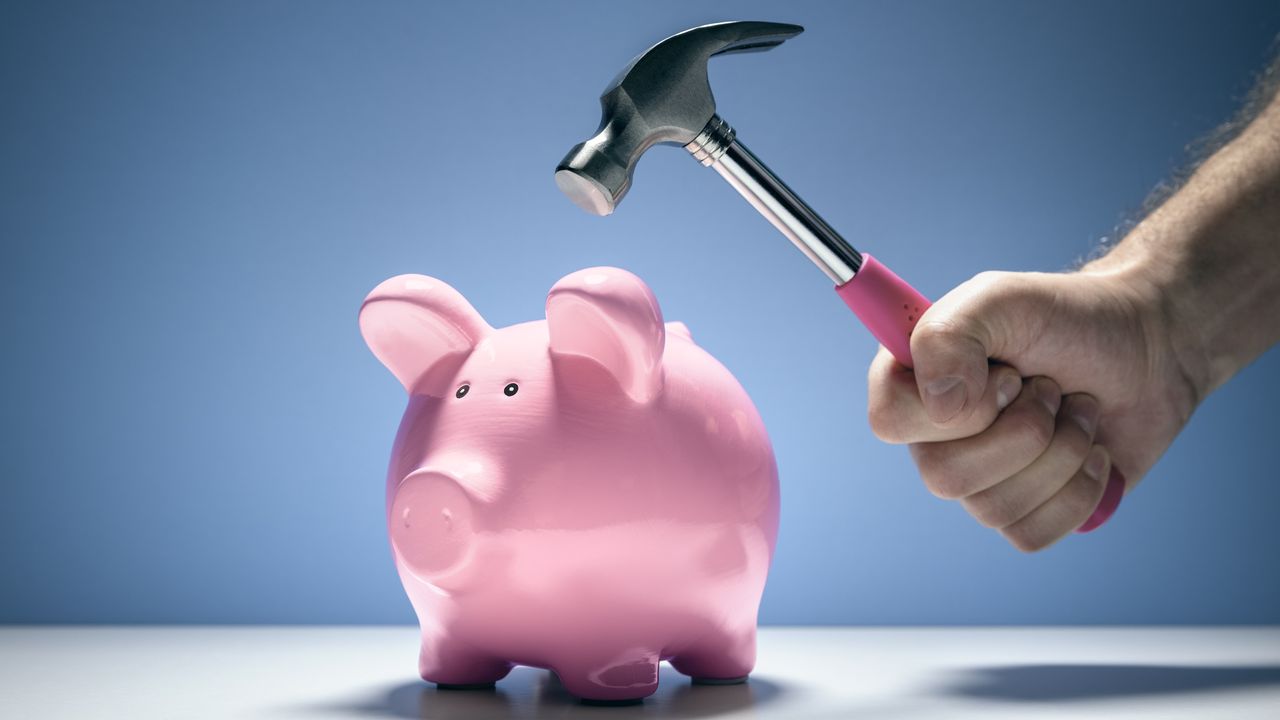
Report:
555,130,631,215
555,165,615,216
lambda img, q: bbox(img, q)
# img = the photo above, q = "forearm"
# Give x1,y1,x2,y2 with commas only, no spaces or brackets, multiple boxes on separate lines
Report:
1086,63,1280,400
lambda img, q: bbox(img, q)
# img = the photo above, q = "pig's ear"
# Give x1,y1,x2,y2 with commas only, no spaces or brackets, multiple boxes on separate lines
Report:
359,274,491,395
546,267,665,403
665,321,693,342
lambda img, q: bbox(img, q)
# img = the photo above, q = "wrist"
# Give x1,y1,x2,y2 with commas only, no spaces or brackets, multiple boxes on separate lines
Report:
1081,227,1213,411
1093,94,1280,398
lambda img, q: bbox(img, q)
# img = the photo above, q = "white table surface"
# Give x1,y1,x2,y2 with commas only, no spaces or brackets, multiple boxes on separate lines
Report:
2,626,1278,719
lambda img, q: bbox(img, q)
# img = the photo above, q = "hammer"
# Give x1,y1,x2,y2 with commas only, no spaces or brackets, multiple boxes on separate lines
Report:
554,20,931,367
555,20,1124,533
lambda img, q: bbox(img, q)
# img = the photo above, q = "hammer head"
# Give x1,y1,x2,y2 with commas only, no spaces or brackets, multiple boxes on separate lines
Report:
555,21,803,216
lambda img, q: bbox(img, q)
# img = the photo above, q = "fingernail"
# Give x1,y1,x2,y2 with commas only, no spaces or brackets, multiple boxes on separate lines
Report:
924,376,966,423
996,374,1022,411
1083,446,1108,480
1070,396,1099,436
1036,379,1061,415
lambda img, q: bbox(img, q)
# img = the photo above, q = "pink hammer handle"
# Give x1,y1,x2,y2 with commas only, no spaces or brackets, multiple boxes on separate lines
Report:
835,253,1122,533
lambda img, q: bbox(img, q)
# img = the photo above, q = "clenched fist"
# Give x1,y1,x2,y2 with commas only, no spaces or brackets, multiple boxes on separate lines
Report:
867,269,1193,551
866,70,1280,551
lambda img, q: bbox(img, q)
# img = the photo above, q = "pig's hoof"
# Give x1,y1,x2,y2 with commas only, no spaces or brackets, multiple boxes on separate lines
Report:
435,681,496,691
692,675,749,686
580,697,644,706
556,656,660,703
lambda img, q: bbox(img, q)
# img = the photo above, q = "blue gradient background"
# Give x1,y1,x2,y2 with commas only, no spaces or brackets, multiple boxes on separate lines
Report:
3,1,1278,625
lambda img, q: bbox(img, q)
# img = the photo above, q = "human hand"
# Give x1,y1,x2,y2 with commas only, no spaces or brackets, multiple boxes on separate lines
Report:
867,268,1200,551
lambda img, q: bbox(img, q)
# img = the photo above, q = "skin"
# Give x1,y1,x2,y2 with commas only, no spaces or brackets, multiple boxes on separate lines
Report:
867,57,1280,552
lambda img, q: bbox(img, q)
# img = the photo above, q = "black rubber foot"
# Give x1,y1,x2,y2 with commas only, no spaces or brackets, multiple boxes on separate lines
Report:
435,681,496,691
691,675,749,686
580,697,644,706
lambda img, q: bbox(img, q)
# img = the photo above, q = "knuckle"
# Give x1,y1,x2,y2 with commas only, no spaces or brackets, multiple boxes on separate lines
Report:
964,491,1019,529
867,394,906,444
964,271,1020,303
866,354,919,445
1010,408,1055,452
867,347,897,384
969,270,1008,289
912,449,971,500
868,411,903,444
926,478,967,501
927,480,966,501
1003,525,1051,553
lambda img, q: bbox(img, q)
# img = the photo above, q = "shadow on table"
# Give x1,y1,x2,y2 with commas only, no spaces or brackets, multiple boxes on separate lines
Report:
324,664,789,719
947,663,1280,702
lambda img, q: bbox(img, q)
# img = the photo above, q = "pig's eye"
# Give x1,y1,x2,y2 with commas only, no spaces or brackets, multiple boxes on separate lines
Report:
503,383,519,397
455,384,469,399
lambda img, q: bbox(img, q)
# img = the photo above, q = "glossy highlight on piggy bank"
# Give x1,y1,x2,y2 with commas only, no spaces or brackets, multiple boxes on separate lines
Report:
359,267,779,702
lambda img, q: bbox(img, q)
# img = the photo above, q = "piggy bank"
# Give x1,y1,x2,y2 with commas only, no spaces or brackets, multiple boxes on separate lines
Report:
359,266,779,702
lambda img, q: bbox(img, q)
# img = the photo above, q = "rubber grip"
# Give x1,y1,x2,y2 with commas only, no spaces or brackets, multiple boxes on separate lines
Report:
1076,467,1126,533
835,253,1123,532
835,254,930,368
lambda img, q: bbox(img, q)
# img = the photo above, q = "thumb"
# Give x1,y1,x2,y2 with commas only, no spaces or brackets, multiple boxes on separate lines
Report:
910,272,1018,426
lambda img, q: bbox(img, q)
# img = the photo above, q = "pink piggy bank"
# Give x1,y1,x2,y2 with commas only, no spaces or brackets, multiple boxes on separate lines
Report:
359,266,779,702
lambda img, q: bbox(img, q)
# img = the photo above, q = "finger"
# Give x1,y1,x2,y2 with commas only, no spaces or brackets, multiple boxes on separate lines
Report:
961,393,1101,529
1002,445,1111,552
868,346,1024,444
910,376,1062,499
907,272,1040,429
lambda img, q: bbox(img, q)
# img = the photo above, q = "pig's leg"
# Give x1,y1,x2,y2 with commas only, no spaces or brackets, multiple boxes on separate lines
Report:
669,627,756,683
418,636,512,689
552,650,661,703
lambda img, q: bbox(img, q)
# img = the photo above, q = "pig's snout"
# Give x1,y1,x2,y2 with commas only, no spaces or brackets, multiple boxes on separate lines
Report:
390,471,476,581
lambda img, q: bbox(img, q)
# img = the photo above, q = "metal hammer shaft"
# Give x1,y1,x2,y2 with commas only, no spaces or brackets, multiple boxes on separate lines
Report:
684,114,863,284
